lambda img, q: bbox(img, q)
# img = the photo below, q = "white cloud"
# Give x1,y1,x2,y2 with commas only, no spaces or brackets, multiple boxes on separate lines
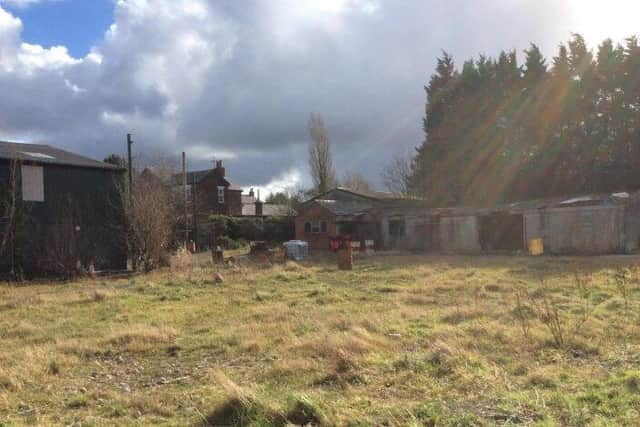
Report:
0,5,21,69
0,0,45,7
17,43,80,72
1,0,639,189
245,168,303,199
0,5,82,73
187,145,237,161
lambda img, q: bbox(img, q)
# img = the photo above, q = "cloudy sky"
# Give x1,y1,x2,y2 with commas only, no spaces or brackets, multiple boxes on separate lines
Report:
1,0,639,194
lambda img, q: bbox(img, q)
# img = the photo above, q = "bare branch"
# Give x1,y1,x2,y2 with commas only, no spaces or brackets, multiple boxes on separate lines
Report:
308,112,336,194
382,150,413,196
341,171,374,194
0,158,20,259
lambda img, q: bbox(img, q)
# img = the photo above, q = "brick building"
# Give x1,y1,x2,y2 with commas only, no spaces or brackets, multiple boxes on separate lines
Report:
173,160,294,219
175,160,243,216
295,188,421,251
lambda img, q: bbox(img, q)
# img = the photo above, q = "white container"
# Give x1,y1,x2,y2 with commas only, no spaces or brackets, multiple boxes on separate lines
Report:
283,240,309,261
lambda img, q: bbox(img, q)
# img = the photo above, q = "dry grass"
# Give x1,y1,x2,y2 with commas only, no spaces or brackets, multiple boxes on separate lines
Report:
1,254,640,425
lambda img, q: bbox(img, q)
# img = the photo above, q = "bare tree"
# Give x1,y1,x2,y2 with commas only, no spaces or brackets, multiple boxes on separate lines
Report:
308,113,336,194
341,171,374,194
382,150,414,196
126,168,176,272
0,159,19,259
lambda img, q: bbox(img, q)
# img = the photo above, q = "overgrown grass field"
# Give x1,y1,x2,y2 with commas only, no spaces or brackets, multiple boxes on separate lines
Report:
2,254,640,425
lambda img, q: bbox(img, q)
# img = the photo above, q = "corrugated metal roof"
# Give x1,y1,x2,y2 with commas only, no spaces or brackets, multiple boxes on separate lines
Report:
0,141,122,171
315,199,373,216
311,187,416,202
436,191,639,217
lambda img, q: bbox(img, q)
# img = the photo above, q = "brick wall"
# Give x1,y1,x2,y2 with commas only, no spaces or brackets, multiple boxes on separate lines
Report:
294,203,337,251
195,169,242,216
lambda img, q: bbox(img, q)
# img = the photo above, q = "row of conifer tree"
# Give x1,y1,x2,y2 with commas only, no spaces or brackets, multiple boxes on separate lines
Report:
408,34,640,206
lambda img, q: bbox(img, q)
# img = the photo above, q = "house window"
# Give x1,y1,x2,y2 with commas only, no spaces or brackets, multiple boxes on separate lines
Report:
389,219,406,237
218,186,225,204
305,220,328,234
21,165,44,202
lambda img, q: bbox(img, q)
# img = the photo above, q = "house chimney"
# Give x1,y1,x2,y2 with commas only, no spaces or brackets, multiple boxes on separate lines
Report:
249,188,255,197
214,160,225,177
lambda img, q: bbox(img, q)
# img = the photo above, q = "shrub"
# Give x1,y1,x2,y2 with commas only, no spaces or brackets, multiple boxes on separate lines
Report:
215,236,248,250
207,215,294,244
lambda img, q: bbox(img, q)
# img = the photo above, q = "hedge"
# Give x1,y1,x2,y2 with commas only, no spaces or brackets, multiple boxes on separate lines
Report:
197,215,294,248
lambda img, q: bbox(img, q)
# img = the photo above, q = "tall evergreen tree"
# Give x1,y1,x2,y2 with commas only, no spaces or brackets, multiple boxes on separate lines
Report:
409,33,640,205
523,43,547,86
552,44,570,78
411,51,458,204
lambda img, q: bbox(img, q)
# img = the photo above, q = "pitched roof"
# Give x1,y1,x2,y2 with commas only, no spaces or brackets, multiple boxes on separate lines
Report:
171,169,212,185
436,191,638,216
306,187,415,204
0,141,122,171
314,199,373,216
170,169,242,190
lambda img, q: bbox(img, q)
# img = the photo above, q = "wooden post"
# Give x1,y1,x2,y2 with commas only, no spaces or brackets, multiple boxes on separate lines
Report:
127,133,134,205
192,174,198,250
182,152,188,246
126,133,135,271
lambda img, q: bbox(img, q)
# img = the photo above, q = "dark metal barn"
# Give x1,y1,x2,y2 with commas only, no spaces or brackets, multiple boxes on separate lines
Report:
0,141,127,276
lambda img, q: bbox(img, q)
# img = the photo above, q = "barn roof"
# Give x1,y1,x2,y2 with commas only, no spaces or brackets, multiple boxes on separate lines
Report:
314,199,374,216
0,141,122,171
307,187,411,203
435,191,638,217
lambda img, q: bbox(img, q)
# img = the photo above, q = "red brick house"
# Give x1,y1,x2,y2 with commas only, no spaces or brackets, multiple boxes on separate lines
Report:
176,161,243,216
173,160,293,219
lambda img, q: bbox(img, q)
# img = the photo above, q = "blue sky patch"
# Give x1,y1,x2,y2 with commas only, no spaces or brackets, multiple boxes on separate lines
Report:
5,0,114,57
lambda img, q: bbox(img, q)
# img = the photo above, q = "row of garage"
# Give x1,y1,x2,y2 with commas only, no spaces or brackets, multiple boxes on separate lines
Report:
380,192,640,255
296,188,640,255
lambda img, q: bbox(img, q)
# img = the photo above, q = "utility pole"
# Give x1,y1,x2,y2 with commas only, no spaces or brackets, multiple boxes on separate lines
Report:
192,175,198,250
126,133,134,271
127,133,134,205
182,152,188,247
